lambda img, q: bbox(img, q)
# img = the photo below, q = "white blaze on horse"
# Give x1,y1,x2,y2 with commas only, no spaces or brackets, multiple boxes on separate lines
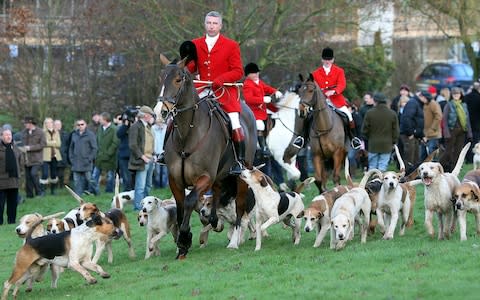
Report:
266,91,301,182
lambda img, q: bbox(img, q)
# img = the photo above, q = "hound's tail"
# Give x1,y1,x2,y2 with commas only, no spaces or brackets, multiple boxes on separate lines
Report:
42,211,65,221
65,185,85,205
294,177,316,194
394,144,406,177
114,174,122,209
358,168,383,189
344,157,354,187
452,142,471,177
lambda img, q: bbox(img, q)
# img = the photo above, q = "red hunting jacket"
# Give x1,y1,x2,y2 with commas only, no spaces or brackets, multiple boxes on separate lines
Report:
243,78,277,120
187,34,244,113
311,64,348,108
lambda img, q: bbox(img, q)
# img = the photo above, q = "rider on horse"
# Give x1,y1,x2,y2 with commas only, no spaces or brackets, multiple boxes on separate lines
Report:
158,11,246,175
293,47,362,150
243,62,283,159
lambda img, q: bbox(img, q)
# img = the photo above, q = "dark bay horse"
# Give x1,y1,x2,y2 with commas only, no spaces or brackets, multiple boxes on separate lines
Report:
157,56,256,259
283,74,347,193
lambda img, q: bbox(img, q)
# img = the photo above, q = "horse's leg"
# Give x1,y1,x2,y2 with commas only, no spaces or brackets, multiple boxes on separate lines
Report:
169,178,187,259
312,153,325,193
332,149,346,186
227,178,248,249
178,175,212,259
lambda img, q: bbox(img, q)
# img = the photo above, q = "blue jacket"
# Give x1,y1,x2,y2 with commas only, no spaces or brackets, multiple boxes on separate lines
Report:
400,96,424,138
116,124,130,160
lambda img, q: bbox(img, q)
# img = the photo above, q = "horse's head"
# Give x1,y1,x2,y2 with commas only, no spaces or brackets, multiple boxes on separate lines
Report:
297,73,327,112
157,55,194,111
297,73,317,113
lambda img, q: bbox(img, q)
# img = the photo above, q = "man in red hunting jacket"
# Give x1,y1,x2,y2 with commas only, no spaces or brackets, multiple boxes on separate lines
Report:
311,47,361,149
185,10,246,174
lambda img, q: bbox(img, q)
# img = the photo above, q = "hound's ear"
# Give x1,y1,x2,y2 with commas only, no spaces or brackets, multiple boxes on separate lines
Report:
437,163,444,174
297,211,304,218
472,185,480,201
260,175,269,188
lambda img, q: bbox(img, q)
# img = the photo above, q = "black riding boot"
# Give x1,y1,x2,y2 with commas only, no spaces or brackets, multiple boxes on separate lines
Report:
230,128,246,175
156,119,173,165
257,133,271,159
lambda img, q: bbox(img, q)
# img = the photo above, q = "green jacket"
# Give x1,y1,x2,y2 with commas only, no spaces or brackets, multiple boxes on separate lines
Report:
95,124,119,170
361,103,399,154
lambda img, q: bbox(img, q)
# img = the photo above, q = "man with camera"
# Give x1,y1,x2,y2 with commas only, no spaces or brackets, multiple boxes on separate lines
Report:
116,106,138,192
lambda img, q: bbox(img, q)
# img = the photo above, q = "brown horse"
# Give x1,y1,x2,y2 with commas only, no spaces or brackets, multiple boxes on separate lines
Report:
283,74,347,193
157,56,256,259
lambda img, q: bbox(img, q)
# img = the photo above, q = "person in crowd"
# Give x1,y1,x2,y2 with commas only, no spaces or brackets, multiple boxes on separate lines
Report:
91,112,118,195
40,117,62,195
361,93,399,171
399,92,424,173
113,113,123,126
20,116,46,198
390,84,411,114
129,106,155,211
54,119,70,189
117,112,134,191
464,81,480,163
88,112,101,134
437,87,450,111
418,91,442,161
311,47,361,149
428,85,438,101
0,128,21,224
152,116,168,189
69,119,97,196
359,92,375,122
243,62,283,159
439,87,473,172
182,10,246,174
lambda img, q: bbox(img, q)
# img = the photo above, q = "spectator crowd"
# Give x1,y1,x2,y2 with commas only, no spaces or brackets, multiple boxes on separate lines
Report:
2,79,480,224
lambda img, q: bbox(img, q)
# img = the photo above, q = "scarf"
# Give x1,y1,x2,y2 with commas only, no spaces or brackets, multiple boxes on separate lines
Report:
3,141,18,178
453,99,467,131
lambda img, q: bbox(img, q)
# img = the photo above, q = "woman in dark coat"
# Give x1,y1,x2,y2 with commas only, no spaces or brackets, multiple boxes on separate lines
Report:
440,87,473,172
0,128,22,224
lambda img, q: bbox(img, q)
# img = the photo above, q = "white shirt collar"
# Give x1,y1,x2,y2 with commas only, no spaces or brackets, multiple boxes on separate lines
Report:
323,65,331,75
205,34,220,52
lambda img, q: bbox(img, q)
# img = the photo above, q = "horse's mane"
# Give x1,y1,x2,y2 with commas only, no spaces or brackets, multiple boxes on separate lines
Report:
280,91,300,109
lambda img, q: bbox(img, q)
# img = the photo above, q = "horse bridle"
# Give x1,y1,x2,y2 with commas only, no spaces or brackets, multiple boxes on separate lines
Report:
298,82,328,113
157,66,200,119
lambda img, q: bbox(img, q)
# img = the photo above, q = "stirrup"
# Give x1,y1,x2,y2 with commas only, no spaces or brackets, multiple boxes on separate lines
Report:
351,137,362,150
156,153,166,165
229,160,245,175
293,136,304,149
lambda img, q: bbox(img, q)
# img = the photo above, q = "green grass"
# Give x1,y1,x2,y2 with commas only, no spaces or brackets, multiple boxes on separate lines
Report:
2,166,480,300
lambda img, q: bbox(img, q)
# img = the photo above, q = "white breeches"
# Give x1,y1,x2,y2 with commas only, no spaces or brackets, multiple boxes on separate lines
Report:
256,120,265,131
229,112,241,130
338,106,353,122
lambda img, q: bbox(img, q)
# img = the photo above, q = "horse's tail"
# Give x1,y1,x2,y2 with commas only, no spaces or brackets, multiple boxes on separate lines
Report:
294,177,315,194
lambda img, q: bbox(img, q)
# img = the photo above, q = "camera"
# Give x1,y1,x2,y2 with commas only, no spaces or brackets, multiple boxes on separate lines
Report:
121,106,139,123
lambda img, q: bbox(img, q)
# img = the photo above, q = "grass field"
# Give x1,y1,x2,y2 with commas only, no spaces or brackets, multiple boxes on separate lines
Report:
1,166,480,300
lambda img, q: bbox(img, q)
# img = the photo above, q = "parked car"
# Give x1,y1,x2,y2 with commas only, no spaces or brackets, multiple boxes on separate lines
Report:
415,62,474,92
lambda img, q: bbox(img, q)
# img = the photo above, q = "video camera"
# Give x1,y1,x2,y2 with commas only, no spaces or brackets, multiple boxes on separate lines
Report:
121,106,140,123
